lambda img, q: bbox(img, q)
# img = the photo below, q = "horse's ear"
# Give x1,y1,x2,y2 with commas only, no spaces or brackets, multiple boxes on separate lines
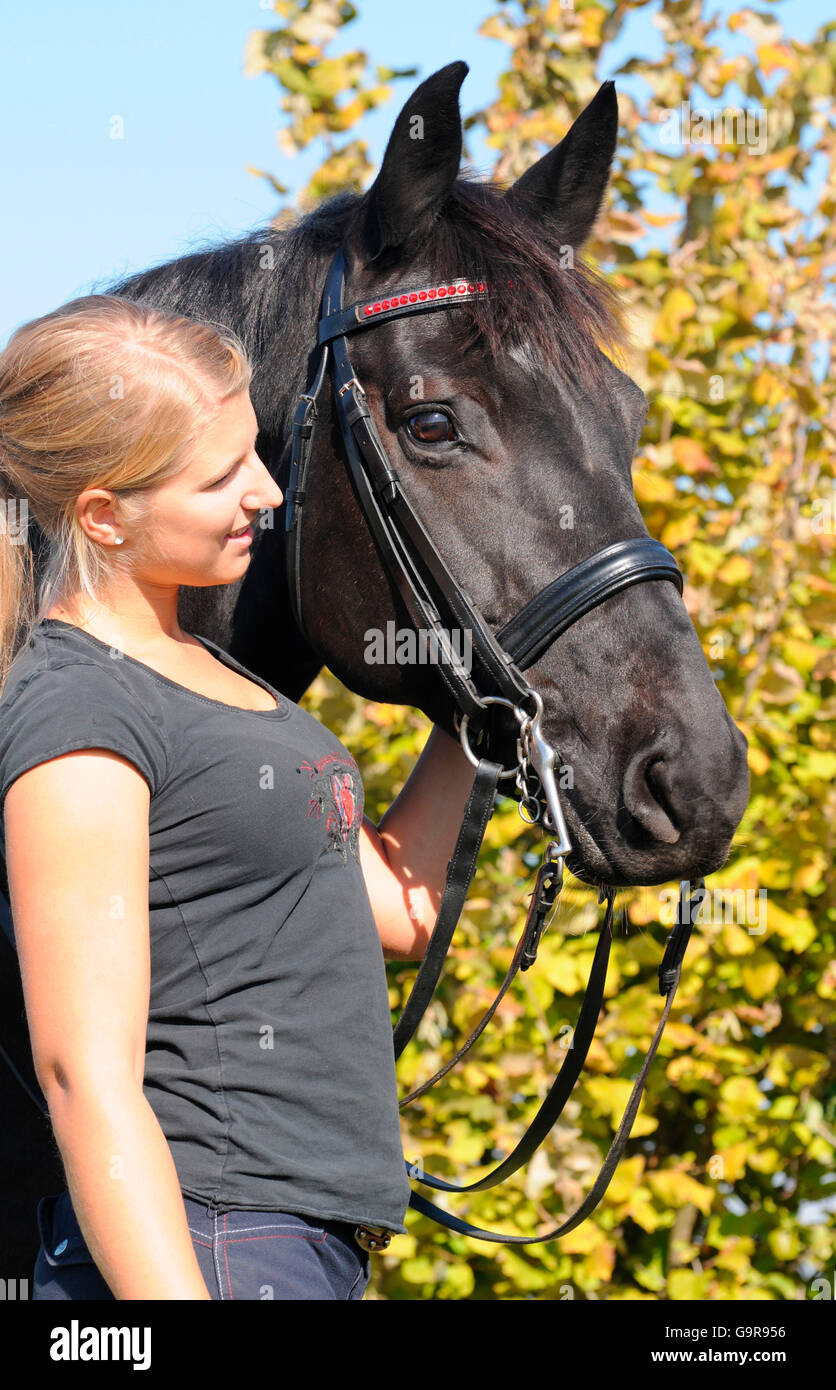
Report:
350,61,467,268
504,81,618,250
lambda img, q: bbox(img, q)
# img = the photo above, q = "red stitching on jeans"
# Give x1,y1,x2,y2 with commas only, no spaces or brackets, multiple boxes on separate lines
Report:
222,1233,328,1245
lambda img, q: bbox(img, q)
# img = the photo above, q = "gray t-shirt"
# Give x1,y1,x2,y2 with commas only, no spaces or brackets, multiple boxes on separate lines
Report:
0,618,411,1232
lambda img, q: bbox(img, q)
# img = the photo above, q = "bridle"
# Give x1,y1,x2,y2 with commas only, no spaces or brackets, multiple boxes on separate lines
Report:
285,246,704,1250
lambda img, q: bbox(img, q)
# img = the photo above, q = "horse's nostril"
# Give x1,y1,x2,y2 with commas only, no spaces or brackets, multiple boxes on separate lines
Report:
621,745,681,844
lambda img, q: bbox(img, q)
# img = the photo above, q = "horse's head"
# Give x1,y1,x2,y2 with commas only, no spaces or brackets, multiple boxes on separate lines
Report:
296,61,749,890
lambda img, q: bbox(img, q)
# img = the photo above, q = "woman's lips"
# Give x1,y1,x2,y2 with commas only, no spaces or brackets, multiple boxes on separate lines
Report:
226,523,254,544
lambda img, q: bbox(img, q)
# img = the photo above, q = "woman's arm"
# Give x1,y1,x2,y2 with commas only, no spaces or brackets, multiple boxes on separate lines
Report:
359,724,478,961
5,749,212,1299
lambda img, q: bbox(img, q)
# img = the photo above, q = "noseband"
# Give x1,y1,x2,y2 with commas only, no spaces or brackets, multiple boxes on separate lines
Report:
283,246,702,1248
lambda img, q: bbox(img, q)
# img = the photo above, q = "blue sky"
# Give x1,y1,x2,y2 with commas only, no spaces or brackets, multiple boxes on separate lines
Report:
0,0,829,345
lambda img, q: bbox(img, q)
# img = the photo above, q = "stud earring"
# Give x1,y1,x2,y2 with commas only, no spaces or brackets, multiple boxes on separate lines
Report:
114,536,124,545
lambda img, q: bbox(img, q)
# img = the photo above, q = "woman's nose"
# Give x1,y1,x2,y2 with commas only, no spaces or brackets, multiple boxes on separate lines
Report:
254,458,283,508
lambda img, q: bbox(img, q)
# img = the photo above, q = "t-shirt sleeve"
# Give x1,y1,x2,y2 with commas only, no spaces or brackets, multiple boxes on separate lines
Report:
0,658,170,813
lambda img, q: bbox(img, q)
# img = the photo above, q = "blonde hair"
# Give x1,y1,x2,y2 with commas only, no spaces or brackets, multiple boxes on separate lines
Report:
0,293,252,693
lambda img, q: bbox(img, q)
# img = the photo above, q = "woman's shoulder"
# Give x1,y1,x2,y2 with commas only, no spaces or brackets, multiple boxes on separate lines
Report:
2,621,155,707
0,623,171,807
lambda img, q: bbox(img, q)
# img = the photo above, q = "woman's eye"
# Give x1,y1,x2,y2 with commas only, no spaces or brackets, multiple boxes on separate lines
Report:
405,410,458,445
209,465,237,487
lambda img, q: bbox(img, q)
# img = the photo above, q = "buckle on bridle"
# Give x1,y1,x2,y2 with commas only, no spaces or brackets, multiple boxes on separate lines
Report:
354,1223,394,1253
338,376,366,397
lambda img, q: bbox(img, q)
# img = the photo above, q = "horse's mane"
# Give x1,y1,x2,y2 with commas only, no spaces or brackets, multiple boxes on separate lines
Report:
414,172,628,386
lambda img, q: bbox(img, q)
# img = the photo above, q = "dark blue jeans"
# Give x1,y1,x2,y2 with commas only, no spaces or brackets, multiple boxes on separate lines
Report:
33,1190,372,1301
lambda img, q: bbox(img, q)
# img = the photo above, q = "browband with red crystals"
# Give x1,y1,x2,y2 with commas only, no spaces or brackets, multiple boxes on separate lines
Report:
317,277,492,346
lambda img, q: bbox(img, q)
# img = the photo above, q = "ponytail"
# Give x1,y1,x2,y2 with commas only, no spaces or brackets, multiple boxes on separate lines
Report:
0,462,36,694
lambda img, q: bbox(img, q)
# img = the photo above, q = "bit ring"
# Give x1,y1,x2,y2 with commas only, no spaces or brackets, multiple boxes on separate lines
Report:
459,696,531,779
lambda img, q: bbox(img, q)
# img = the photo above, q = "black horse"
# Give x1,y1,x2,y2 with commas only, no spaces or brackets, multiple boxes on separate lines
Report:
0,62,749,1274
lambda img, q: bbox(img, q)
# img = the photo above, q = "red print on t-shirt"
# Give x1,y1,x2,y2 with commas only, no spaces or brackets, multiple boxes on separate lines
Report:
297,751,362,863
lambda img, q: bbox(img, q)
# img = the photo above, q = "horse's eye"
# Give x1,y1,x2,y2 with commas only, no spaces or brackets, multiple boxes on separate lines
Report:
406,410,457,444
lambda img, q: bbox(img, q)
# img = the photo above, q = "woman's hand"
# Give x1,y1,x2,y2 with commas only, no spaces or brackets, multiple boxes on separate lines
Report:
359,725,477,961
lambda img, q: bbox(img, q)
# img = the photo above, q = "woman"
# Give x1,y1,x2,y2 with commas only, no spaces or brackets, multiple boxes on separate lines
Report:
0,294,477,1300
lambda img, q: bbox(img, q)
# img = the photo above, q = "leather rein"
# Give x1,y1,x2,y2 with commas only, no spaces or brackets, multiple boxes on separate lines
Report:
284,246,704,1249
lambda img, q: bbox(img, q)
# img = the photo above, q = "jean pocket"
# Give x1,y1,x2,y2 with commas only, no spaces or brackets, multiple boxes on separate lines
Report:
36,1191,95,1268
